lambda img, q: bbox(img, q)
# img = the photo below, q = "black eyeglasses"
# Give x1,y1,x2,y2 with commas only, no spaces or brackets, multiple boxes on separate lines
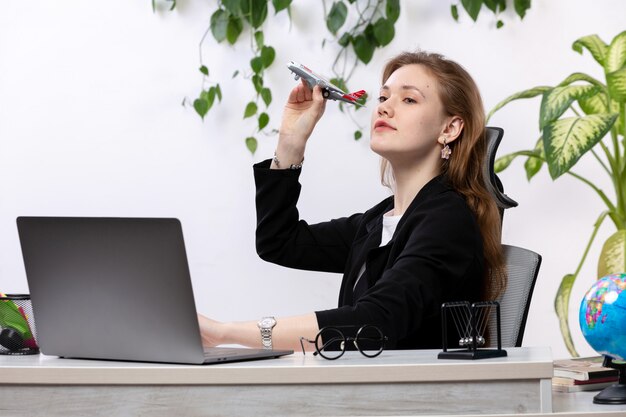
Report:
299,325,388,360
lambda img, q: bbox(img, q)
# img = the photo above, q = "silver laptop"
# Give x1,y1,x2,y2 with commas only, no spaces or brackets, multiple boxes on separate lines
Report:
16,217,292,365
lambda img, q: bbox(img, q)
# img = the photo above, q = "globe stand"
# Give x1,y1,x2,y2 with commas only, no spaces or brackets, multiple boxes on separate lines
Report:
593,356,626,405
438,301,507,360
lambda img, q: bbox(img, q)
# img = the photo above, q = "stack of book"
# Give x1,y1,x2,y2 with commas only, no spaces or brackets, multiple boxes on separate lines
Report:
552,356,619,392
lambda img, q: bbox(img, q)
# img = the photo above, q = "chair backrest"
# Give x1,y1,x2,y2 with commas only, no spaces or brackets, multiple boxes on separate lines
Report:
482,127,542,347
490,245,542,347
484,127,518,222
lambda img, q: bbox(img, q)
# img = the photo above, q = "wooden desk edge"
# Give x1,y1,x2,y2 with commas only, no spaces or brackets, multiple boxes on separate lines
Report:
2,361,554,385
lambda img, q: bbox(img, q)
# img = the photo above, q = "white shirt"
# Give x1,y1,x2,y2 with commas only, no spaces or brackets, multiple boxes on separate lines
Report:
353,211,402,291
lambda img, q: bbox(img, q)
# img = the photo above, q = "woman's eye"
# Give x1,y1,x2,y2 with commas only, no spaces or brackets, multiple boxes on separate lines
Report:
378,96,388,103
404,97,417,104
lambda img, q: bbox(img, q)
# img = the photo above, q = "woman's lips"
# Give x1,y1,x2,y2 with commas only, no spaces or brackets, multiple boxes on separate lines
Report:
374,120,396,131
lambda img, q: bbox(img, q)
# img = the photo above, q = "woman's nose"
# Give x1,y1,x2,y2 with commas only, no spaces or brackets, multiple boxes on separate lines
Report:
377,99,393,117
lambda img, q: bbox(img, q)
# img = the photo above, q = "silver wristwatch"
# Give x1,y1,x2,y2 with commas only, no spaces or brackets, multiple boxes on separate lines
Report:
257,316,277,350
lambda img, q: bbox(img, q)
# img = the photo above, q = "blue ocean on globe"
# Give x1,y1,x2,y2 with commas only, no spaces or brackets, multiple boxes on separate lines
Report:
579,273,626,361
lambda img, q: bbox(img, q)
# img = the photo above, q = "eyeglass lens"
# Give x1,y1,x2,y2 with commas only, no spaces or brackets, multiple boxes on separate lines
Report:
315,327,346,360
355,325,385,358
314,325,385,359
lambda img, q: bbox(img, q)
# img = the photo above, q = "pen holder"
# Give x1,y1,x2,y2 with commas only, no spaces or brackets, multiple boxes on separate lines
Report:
0,294,40,355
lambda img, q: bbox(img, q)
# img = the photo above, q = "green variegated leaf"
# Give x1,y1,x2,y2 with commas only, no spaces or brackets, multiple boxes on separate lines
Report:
525,138,545,181
494,150,536,173
543,114,618,179
597,230,626,279
607,67,626,101
554,274,578,357
606,30,626,73
578,93,609,115
494,154,517,173
572,34,608,67
487,86,551,122
539,85,598,129
557,72,606,90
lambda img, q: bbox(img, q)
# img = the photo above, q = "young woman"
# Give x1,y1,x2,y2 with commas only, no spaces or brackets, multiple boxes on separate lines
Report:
198,51,504,352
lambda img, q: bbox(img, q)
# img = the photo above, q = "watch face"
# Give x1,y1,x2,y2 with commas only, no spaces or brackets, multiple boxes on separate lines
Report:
260,317,276,328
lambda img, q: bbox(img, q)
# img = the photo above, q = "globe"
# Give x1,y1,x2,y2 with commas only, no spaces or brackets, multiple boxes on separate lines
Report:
579,273,626,361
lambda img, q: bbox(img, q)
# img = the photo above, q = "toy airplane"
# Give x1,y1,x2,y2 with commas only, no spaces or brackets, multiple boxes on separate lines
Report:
287,61,366,106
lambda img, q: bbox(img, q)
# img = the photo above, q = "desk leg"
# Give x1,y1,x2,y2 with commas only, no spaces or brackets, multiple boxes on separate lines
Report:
540,378,553,413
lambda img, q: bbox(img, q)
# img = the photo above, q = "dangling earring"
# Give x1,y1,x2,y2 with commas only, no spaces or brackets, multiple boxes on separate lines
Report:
441,137,452,160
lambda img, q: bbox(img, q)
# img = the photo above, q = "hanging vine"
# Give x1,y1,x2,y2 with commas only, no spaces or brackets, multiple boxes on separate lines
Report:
154,0,533,153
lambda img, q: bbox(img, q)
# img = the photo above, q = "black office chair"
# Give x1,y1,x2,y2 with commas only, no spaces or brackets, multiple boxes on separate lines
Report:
484,127,542,348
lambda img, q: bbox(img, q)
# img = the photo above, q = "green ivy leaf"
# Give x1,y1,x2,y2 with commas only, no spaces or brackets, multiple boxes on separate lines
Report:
338,32,352,47
352,34,375,64
514,0,531,19
373,18,394,47
461,0,482,21
215,84,223,102
543,113,618,179
539,85,598,130
606,30,626,73
244,101,258,118
554,273,578,357
258,112,270,130
226,15,244,44
245,136,258,154
386,0,400,23
330,77,348,92
272,0,291,13
354,130,362,140
484,0,506,13
261,87,272,106
364,23,379,47
254,31,264,48
222,0,240,15
487,86,552,122
496,20,504,29
241,0,268,29
200,87,217,112
572,34,608,68
261,46,275,68
193,98,209,120
199,65,209,76
252,75,263,93
451,5,459,21
210,9,229,43
251,57,264,74
327,1,348,35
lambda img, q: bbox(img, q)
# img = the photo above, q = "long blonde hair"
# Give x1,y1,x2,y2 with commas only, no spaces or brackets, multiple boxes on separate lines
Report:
380,51,505,301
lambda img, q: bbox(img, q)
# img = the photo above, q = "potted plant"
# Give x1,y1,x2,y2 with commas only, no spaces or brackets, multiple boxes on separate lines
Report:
487,30,626,356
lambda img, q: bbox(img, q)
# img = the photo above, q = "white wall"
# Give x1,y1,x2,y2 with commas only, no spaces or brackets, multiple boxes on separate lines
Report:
1,0,624,359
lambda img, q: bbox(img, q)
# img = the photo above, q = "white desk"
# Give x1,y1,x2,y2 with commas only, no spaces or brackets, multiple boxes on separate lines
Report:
0,347,624,416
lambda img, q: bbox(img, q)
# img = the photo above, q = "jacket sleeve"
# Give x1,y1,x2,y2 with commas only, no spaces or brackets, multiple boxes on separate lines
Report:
254,159,362,273
314,194,483,347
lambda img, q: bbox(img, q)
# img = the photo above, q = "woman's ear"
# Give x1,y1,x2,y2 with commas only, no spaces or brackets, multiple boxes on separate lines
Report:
438,116,464,145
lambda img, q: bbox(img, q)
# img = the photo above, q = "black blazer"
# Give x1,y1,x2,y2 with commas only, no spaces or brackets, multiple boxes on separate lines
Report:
254,160,484,349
